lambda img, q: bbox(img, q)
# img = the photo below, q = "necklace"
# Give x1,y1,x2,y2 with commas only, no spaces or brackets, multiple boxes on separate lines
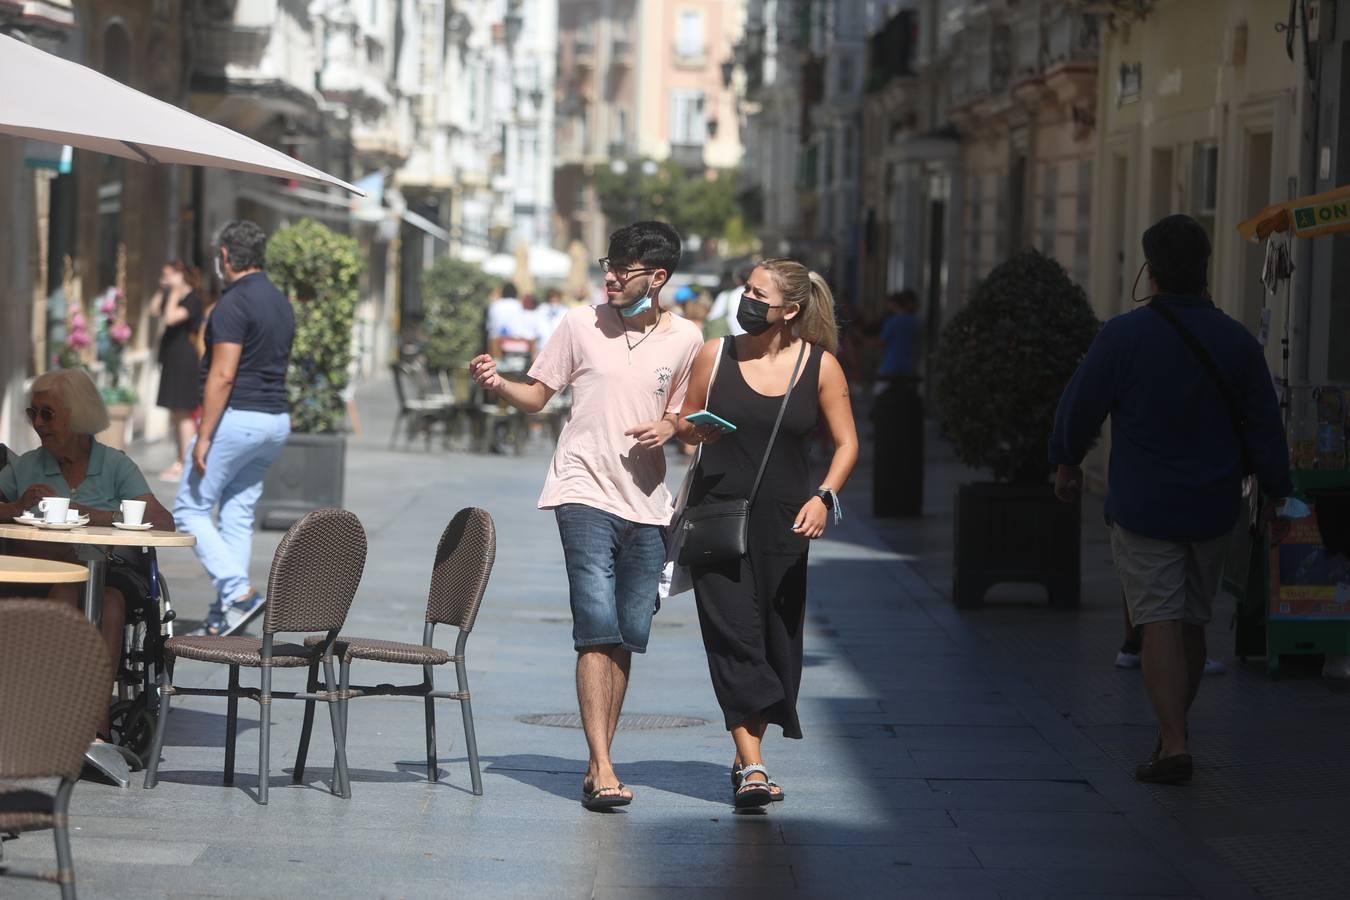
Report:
621,309,664,363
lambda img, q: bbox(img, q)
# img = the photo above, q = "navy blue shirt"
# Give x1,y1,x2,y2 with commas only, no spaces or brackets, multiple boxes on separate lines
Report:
1049,295,1292,543
879,312,920,376
200,271,296,414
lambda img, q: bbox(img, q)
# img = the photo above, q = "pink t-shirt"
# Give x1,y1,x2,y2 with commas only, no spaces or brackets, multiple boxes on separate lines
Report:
529,306,704,525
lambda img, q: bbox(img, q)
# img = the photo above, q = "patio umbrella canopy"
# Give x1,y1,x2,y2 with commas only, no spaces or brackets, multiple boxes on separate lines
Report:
1238,183,1350,242
0,33,362,195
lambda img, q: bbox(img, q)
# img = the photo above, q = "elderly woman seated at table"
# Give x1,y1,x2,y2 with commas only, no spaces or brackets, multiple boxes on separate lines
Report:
0,368,174,691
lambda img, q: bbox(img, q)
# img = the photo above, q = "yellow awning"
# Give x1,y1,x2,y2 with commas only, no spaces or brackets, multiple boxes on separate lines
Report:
1239,184,1350,242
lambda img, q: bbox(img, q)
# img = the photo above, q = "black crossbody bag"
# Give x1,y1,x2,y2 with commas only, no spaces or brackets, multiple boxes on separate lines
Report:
677,340,808,566
1146,301,1253,474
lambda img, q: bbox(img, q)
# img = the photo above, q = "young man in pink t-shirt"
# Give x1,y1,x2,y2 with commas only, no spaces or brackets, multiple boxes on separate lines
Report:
470,222,703,810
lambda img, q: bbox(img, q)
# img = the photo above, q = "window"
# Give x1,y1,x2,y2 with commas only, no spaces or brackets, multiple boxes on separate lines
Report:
1192,141,1219,241
676,10,705,60
671,89,706,145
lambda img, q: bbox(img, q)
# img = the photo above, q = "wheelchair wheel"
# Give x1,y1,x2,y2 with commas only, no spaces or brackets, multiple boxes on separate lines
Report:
109,694,157,759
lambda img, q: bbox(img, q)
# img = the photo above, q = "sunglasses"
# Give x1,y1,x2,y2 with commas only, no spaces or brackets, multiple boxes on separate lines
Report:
598,258,659,278
25,405,57,423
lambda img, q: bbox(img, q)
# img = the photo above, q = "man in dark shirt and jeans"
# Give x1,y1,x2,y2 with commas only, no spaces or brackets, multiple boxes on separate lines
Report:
1050,215,1291,784
174,220,296,636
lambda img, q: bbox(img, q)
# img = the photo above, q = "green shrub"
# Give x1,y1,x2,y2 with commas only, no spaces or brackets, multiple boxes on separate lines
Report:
266,219,363,434
935,249,1100,484
418,257,499,371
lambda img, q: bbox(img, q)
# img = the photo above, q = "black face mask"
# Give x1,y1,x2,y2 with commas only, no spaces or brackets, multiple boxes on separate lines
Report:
737,295,776,335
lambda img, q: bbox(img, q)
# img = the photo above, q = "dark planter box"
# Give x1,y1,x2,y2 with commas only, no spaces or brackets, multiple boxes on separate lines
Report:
872,380,924,517
952,482,1080,609
257,432,347,530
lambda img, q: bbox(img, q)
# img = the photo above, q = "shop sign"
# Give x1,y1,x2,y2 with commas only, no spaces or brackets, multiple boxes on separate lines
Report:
1270,512,1350,620
1291,199,1350,237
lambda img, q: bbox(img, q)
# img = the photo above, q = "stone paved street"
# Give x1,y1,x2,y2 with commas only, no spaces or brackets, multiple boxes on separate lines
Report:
2,381,1339,898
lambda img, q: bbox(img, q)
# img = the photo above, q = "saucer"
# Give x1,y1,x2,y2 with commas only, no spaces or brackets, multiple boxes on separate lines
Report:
35,520,84,530
112,521,154,531
13,514,41,525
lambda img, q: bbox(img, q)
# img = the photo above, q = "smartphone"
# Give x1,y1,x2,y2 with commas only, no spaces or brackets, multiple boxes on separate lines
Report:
684,410,738,433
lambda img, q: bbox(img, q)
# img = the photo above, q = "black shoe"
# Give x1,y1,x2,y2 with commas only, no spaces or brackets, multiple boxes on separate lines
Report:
1135,753,1193,784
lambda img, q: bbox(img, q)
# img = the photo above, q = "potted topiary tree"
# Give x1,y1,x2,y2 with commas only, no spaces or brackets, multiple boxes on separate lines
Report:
935,249,1099,608
255,219,364,528
418,256,498,377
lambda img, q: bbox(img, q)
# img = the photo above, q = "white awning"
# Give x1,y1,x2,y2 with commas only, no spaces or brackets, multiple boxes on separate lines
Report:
0,33,362,195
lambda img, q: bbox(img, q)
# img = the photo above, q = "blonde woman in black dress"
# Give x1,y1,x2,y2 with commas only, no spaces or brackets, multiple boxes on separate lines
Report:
675,259,859,808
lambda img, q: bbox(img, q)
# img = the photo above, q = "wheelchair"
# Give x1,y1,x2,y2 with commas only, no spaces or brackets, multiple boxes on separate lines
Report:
102,548,176,761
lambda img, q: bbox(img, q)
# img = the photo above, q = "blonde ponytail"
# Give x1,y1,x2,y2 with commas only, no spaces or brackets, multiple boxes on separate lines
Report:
757,257,840,353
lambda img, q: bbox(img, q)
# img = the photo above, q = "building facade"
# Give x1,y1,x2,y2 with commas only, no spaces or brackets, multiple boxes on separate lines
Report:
554,0,745,255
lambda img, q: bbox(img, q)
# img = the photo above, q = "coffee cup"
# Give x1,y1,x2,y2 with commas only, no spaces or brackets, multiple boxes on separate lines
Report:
38,497,70,523
120,499,147,526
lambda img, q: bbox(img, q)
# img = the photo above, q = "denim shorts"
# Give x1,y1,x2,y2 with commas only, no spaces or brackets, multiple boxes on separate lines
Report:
554,504,667,653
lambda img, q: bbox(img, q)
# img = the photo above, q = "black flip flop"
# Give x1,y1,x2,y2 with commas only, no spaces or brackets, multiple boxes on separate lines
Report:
582,781,632,810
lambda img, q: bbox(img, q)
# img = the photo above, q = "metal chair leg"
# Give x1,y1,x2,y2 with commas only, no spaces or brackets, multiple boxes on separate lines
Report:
257,666,271,806
294,660,319,783
53,779,75,900
423,664,438,782
456,659,482,796
224,666,239,786
142,674,171,789
322,657,351,799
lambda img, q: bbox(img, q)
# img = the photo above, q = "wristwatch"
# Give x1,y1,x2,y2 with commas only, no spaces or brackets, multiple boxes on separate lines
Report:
814,488,835,510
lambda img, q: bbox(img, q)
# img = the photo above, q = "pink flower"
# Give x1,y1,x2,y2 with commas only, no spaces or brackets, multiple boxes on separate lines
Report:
109,321,132,344
98,294,117,315
67,328,91,350
70,311,87,329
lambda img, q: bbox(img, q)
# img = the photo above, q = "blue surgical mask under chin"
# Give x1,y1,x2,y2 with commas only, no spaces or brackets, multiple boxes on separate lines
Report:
617,291,653,318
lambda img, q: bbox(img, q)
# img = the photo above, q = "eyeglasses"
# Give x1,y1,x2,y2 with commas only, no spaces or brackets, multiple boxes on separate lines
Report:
25,406,56,423
598,258,659,278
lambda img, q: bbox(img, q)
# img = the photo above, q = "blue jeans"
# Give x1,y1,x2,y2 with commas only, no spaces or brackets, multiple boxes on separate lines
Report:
554,504,666,653
174,408,290,614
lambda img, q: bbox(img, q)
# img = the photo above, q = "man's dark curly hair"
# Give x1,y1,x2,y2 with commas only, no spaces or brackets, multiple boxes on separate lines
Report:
217,220,269,272
1142,214,1211,295
606,221,682,274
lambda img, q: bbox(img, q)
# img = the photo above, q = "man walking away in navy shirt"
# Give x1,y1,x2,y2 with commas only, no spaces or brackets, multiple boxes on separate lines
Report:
175,220,296,637
1050,215,1291,785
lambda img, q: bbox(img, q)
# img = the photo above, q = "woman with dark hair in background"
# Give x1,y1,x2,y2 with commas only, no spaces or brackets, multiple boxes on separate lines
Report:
149,260,205,482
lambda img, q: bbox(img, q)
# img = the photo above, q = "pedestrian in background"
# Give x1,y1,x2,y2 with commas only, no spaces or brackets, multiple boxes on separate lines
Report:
875,289,920,392
675,258,859,808
174,220,295,637
1050,214,1291,784
534,287,569,348
706,265,751,340
470,221,703,811
148,260,205,483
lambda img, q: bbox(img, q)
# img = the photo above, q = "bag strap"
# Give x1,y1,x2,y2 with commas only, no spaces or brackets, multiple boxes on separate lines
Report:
748,340,809,509
1146,301,1253,473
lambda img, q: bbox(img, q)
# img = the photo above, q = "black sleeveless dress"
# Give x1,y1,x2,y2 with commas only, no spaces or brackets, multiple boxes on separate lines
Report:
688,338,823,739
156,291,204,410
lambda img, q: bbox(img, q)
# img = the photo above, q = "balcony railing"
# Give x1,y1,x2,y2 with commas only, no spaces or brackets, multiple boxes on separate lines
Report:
610,38,633,68
669,141,705,169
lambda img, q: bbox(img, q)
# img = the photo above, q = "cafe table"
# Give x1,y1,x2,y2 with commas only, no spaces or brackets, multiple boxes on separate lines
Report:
0,553,88,584
0,521,196,787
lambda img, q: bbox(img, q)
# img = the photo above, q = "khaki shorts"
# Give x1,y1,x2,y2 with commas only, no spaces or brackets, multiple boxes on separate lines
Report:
1111,524,1228,627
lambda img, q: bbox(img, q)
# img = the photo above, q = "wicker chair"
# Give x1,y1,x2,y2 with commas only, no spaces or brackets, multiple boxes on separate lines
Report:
142,508,368,805
293,507,495,795
0,600,112,900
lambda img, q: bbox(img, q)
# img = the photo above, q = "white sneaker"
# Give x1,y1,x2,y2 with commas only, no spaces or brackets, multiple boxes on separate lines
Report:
1203,658,1227,676
1115,646,1142,669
